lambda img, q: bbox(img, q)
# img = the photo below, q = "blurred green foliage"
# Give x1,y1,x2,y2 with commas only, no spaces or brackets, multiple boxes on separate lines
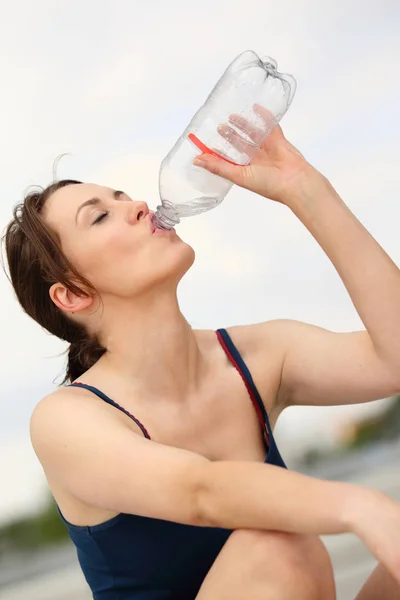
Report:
0,496,68,554
345,395,400,449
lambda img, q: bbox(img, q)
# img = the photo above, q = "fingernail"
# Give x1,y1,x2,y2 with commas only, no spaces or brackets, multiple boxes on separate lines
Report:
193,159,207,167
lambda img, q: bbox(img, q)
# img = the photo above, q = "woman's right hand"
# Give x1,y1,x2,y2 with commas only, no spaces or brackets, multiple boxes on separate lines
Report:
349,489,400,584
193,104,316,206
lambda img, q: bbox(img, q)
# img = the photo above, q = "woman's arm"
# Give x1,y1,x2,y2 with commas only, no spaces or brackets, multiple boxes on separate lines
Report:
32,389,400,582
278,174,400,405
194,110,400,406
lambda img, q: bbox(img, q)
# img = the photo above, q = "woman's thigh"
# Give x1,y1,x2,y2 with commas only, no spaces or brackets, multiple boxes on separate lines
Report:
354,563,400,600
196,528,336,600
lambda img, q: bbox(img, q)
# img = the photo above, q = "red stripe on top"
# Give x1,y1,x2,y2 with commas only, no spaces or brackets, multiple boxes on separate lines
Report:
216,331,270,448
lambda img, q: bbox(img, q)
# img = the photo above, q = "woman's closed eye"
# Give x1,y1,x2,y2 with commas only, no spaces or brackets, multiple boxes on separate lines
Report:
92,211,109,225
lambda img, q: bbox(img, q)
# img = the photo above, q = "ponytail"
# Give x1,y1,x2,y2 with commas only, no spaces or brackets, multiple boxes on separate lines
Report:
66,336,106,383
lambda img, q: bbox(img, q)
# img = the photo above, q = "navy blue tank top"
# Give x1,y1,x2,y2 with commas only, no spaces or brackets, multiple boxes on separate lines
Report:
59,328,287,599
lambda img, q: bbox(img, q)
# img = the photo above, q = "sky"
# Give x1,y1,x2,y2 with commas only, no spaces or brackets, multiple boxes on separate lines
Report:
0,0,399,524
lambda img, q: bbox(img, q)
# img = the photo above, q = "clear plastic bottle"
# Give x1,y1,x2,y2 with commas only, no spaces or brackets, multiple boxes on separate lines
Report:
152,50,296,229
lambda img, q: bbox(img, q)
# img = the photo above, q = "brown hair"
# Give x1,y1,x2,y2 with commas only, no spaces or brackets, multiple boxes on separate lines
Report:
3,180,106,384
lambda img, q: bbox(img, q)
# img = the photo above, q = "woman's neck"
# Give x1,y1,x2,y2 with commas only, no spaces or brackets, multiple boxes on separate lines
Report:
92,291,209,402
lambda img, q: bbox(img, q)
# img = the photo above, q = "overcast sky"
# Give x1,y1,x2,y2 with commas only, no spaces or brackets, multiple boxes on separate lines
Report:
0,0,399,524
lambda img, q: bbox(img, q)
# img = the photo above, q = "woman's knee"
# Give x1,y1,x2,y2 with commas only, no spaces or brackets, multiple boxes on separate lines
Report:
228,528,336,598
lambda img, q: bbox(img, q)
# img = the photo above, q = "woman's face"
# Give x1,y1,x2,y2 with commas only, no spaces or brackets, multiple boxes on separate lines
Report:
44,183,195,300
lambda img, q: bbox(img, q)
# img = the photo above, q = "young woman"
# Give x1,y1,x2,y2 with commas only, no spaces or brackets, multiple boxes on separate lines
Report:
5,110,400,600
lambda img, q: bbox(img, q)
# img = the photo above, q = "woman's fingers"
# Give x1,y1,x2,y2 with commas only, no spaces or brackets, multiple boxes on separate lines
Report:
228,115,265,146
253,104,278,129
217,124,258,155
226,105,283,151
193,152,248,186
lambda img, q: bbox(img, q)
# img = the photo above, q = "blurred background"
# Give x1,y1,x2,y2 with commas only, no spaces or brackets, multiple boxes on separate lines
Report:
0,0,399,598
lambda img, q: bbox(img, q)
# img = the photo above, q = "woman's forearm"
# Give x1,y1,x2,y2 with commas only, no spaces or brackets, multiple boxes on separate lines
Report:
198,460,369,535
286,171,400,376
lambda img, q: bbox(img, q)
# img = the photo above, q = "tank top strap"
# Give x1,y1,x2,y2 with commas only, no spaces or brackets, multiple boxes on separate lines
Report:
216,328,271,448
68,382,151,440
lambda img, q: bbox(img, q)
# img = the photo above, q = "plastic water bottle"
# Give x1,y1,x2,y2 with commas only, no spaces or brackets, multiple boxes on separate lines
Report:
152,50,296,230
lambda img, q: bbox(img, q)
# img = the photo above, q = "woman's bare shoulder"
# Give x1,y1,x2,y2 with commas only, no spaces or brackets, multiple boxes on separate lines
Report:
30,384,130,460
31,384,99,421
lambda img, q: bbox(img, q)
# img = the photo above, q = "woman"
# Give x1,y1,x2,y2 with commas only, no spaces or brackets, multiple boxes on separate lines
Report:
5,111,400,600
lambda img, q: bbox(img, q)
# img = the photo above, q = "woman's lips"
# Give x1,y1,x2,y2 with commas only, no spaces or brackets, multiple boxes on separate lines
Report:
147,212,175,235
147,213,156,234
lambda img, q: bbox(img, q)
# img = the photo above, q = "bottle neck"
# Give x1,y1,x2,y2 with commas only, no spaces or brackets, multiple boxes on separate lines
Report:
152,202,181,229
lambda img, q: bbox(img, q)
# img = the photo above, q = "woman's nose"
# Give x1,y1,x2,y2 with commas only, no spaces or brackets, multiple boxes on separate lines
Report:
126,200,149,224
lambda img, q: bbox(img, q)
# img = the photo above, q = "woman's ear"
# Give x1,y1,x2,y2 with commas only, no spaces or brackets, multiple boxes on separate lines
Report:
49,283,94,314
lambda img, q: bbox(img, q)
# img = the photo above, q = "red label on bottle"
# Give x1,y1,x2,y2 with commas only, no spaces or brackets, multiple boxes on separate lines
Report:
188,133,239,166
